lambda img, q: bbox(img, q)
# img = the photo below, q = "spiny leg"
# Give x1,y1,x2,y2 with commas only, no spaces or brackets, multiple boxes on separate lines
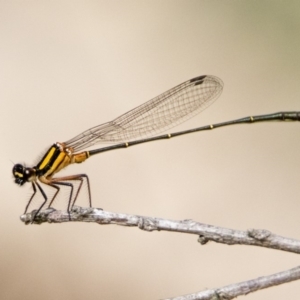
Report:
70,175,91,209
51,174,92,210
48,181,74,220
24,182,37,214
31,181,68,222
31,182,51,223
71,176,84,208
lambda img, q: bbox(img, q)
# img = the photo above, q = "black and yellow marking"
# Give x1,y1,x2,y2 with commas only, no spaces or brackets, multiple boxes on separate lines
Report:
35,143,90,179
14,171,23,178
36,144,63,176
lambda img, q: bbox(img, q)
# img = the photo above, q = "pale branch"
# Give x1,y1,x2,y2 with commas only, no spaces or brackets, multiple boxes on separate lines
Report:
163,265,300,300
21,207,300,298
21,206,300,254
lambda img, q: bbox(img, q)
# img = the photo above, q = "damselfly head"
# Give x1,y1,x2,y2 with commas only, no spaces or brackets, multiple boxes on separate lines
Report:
12,164,35,185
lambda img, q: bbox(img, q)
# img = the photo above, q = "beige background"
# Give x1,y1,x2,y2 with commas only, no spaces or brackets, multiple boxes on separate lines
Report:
1,1,300,299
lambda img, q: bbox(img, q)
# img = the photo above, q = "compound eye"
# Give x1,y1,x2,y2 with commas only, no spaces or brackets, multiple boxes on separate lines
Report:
12,164,24,177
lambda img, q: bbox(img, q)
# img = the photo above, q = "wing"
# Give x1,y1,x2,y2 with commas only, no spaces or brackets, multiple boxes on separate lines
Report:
64,75,223,151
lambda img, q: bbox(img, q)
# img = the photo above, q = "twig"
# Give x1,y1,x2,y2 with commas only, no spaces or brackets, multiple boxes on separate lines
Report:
21,207,300,298
21,206,300,254
162,265,300,300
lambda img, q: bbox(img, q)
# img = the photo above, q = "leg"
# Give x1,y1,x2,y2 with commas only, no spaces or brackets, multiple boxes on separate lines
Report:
70,175,91,209
24,182,37,214
51,174,92,209
50,181,74,220
31,181,50,223
37,174,91,221
30,179,75,222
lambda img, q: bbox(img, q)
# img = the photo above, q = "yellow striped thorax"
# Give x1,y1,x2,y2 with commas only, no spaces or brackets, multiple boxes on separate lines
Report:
36,142,89,178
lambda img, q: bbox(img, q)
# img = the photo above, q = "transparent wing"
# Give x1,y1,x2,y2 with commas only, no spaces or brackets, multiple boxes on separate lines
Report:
64,75,223,151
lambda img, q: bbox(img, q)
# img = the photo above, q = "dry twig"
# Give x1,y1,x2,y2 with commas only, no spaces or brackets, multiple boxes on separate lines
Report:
20,206,300,299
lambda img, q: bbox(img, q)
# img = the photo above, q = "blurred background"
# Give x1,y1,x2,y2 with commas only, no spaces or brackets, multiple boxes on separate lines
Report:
1,1,300,299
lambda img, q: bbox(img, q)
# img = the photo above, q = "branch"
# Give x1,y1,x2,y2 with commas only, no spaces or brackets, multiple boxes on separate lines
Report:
163,265,300,300
21,206,300,254
21,207,300,298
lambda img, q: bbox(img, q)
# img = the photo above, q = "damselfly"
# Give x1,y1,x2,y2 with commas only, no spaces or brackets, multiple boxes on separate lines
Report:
13,75,299,221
